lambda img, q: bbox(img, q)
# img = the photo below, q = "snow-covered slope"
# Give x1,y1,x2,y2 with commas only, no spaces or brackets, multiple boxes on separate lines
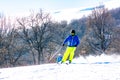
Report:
51,0,120,22
0,54,120,80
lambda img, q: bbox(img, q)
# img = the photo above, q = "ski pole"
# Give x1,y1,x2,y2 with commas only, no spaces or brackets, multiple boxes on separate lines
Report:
49,47,62,62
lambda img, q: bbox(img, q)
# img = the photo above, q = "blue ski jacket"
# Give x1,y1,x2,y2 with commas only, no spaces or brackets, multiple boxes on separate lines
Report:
63,35,80,47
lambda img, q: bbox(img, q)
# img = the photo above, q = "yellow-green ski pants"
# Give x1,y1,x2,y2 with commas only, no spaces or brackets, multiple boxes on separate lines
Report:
62,47,76,62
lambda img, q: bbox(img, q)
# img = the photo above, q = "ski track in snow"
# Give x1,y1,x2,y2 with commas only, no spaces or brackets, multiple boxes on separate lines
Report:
0,63,120,80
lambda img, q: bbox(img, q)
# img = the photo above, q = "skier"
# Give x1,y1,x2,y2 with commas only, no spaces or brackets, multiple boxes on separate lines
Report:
61,30,80,64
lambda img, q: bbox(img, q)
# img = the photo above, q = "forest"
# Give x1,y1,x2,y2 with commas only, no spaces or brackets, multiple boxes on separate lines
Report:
0,7,120,68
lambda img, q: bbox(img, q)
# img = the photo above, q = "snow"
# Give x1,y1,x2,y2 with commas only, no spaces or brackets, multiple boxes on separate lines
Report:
105,0,120,10
0,54,120,80
51,0,120,22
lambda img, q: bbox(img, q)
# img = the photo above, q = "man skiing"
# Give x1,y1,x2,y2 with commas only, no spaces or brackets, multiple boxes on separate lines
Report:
61,30,80,64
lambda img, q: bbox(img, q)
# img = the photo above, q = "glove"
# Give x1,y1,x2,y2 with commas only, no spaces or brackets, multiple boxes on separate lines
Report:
74,45,77,47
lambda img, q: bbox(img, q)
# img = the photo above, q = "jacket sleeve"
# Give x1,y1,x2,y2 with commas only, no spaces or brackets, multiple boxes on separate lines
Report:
63,36,70,44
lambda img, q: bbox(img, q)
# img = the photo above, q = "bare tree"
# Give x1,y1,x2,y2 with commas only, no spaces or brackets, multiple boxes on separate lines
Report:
0,14,12,67
0,14,27,67
87,8,115,54
109,26,120,54
17,9,52,64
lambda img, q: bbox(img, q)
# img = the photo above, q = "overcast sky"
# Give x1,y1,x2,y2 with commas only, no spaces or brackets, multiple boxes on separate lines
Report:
0,0,110,13
0,0,119,21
